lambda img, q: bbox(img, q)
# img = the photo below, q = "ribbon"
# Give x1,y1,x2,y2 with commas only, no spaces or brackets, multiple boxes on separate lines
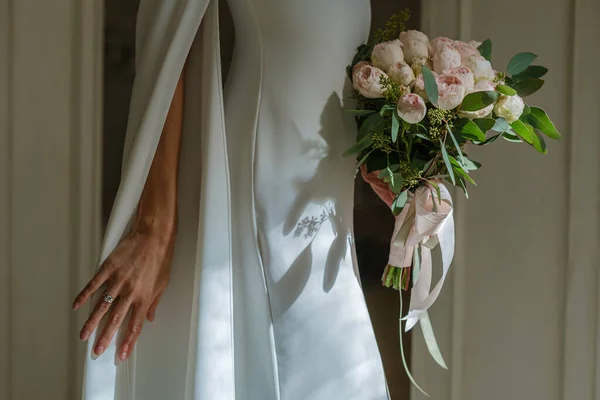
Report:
388,182,455,332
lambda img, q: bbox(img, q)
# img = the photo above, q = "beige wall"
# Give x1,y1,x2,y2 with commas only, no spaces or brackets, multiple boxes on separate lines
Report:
412,1,600,399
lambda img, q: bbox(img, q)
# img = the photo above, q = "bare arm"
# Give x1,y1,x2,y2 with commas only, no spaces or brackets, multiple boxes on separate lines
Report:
73,67,186,361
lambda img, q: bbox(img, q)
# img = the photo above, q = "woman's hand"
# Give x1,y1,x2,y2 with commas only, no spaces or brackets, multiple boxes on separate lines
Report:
72,227,175,361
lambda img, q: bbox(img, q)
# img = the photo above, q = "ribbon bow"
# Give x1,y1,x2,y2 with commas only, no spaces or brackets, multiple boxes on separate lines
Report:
389,183,455,331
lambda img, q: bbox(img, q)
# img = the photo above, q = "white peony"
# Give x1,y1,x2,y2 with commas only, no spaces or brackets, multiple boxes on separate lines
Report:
430,36,454,55
444,66,475,92
387,61,415,86
469,39,483,48
433,44,462,74
352,62,387,99
452,41,480,61
399,30,430,64
397,93,427,124
493,94,525,123
462,54,494,82
458,80,496,119
436,73,468,110
371,39,405,71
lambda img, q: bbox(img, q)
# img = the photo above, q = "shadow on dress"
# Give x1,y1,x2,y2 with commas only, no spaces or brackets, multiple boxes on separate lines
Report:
270,90,358,319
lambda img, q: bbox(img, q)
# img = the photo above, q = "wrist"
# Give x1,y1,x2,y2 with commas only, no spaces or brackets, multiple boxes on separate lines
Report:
132,214,178,241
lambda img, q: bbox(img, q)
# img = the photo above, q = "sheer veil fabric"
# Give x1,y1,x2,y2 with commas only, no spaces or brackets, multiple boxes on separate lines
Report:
82,1,389,399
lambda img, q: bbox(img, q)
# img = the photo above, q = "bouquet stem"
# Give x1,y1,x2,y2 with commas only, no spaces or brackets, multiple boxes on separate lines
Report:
381,265,411,291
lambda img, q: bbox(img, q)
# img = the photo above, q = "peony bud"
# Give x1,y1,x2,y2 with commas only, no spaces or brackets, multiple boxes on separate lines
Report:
387,61,415,86
352,62,388,99
493,94,525,123
397,93,427,124
371,39,405,71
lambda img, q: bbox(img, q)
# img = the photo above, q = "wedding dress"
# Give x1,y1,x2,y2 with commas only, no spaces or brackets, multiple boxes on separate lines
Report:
82,0,388,399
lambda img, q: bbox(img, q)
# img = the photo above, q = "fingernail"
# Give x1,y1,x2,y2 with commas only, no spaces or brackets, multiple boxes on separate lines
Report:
95,346,104,356
80,330,90,341
72,302,79,310
119,352,127,361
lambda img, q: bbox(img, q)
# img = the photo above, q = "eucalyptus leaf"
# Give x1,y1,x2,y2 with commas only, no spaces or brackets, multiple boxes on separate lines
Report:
358,112,383,140
523,106,561,139
447,124,465,164
510,78,544,97
422,66,439,106
344,133,373,157
512,65,548,82
476,133,501,146
380,105,396,117
392,191,409,216
496,84,517,96
511,120,547,153
457,176,470,199
535,130,548,154
457,119,487,141
492,118,510,133
440,140,456,185
391,173,405,194
502,132,522,142
427,180,443,206
356,150,374,169
460,157,481,171
522,104,531,116
507,52,538,76
392,112,400,143
461,91,499,111
473,118,496,133
478,39,492,61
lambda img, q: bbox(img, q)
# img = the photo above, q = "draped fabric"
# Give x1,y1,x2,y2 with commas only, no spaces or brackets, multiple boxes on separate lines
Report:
82,1,388,399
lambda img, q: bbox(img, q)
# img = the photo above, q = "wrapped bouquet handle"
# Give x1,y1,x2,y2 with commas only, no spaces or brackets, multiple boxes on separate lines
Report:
387,183,455,331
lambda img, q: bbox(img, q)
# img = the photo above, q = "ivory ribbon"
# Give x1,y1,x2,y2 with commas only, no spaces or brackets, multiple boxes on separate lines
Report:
388,183,455,331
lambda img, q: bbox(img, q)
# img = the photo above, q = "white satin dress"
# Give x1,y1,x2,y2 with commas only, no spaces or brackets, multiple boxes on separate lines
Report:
82,1,389,399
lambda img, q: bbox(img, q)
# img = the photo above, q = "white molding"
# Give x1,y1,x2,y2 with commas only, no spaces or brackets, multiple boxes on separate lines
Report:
562,0,600,399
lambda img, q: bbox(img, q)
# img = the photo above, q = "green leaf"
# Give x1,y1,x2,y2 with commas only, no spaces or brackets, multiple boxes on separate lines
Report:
460,157,481,171
535,130,548,154
457,119,487,141
380,105,396,117
390,173,405,194
457,176,470,199
507,52,538,76
344,133,373,157
447,124,465,164
478,39,492,61
449,155,476,186
476,133,501,146
422,66,439,106
473,118,496,133
510,78,544,97
496,84,517,96
392,112,400,143
502,131,522,142
492,118,510,133
511,120,546,153
355,149,374,169
378,164,400,179
522,104,531,116
461,91,499,111
345,109,376,116
523,106,561,139
512,65,548,82
392,191,409,216
440,140,456,185
358,112,383,140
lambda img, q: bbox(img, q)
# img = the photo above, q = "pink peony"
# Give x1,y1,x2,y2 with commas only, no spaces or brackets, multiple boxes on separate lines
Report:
397,93,427,124
352,62,387,99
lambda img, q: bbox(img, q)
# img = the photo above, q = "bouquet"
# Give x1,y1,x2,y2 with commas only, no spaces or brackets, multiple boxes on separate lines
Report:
346,12,561,392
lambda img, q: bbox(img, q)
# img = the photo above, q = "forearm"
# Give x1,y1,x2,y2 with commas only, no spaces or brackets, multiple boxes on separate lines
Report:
133,69,185,238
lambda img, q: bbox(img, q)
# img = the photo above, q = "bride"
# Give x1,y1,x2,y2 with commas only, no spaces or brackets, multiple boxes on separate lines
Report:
73,0,389,398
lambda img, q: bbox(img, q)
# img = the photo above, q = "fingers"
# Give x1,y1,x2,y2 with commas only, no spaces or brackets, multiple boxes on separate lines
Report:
146,292,163,322
72,262,113,310
93,296,133,356
120,305,147,361
79,287,120,343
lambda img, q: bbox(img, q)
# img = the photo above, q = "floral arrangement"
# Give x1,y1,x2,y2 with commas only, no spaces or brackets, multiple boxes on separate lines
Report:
346,13,561,393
